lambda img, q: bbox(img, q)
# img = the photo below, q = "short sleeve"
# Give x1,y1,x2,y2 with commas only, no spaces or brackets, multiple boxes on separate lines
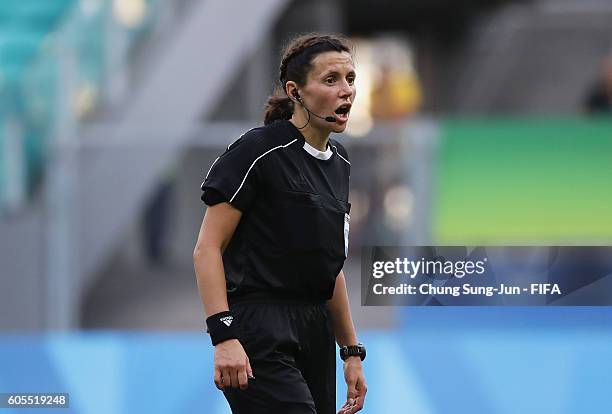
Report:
200,132,263,212
200,188,226,206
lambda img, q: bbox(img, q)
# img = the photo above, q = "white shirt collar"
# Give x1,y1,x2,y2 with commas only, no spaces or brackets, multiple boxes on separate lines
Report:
302,141,333,160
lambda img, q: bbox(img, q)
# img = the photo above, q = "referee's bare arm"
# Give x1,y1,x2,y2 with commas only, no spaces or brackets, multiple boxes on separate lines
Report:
328,270,368,414
193,202,254,391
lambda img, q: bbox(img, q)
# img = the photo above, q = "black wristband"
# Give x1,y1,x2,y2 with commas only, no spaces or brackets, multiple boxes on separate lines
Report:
206,311,238,346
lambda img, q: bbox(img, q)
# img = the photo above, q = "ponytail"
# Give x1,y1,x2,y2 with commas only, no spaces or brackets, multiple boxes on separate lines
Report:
264,91,294,125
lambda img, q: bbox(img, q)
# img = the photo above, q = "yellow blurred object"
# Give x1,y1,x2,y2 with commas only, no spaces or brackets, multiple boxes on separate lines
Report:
370,67,422,120
73,82,98,119
113,0,147,28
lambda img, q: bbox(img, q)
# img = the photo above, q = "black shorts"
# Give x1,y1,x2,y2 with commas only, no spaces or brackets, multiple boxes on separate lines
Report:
223,300,336,414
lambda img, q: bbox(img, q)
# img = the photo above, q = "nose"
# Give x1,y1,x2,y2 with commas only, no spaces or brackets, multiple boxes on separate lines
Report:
339,80,353,98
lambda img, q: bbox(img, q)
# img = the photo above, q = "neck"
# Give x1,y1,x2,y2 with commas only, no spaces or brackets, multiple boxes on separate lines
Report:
290,111,330,152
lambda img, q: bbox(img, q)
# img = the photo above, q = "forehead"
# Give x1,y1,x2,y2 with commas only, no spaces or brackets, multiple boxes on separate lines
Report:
309,51,355,77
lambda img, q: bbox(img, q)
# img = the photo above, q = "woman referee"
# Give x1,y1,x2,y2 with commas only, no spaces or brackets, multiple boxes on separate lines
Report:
193,33,367,414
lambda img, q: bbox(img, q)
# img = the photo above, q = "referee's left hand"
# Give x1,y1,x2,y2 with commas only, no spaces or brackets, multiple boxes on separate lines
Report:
338,357,367,414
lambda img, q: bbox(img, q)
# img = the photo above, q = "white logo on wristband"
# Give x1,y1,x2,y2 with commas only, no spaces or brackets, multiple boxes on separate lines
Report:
220,316,233,327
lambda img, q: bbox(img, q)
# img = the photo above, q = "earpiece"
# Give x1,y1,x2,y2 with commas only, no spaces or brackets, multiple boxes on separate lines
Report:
292,90,301,102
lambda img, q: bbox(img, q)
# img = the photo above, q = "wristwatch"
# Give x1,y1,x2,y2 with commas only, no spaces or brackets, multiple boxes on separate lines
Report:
339,343,366,361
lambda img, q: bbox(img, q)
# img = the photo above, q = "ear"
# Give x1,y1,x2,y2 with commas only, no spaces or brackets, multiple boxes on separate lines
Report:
285,81,300,103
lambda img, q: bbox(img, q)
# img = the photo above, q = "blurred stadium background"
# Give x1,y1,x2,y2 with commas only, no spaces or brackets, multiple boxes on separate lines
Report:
1,0,612,413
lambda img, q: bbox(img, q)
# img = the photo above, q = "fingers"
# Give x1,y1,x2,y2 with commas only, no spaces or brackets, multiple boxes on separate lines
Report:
341,399,358,414
339,399,361,414
339,377,357,414
349,380,367,413
246,356,254,379
340,378,367,414
230,368,240,388
339,393,357,414
352,379,367,412
214,367,223,390
238,368,249,390
350,395,364,413
220,363,249,390
214,341,254,391
338,399,356,414
222,368,232,389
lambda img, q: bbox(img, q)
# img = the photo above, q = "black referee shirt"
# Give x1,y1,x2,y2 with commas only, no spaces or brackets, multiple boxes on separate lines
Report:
201,119,351,304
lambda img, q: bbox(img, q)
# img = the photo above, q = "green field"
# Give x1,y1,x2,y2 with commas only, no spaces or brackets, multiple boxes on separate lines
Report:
434,118,612,243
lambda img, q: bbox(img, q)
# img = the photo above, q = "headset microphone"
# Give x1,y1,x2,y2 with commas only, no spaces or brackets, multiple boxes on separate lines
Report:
293,91,337,123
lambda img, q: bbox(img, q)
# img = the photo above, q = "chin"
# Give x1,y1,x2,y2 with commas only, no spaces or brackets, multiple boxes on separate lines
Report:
332,123,348,133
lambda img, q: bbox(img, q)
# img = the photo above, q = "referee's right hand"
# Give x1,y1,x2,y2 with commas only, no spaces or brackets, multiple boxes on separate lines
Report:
214,339,254,391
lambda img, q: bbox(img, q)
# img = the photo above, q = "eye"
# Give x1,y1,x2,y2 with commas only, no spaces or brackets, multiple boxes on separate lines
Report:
324,76,336,84
347,76,356,85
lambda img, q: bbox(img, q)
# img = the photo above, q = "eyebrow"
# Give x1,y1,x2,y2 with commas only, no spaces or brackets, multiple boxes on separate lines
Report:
321,70,356,77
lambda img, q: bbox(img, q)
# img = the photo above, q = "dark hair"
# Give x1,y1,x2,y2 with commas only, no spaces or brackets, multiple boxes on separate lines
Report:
263,33,352,125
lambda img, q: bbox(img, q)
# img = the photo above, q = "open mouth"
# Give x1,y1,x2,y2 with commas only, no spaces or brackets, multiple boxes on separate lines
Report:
334,103,352,121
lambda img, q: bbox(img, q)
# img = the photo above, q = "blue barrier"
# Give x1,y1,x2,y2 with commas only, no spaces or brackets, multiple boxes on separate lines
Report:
1,319,611,414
